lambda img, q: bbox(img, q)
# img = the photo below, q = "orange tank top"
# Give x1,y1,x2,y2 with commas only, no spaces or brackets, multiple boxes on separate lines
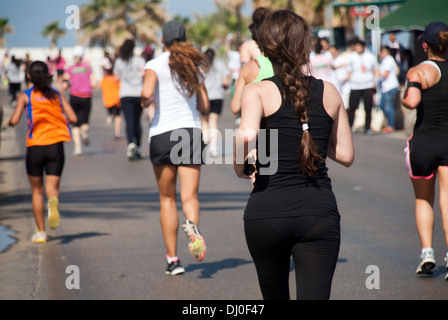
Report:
24,87,71,147
100,74,120,108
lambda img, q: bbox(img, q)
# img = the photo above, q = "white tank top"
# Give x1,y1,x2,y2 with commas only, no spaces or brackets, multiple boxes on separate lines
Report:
144,52,201,138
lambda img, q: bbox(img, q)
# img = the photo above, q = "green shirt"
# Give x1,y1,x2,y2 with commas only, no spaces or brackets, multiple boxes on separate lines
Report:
252,55,274,83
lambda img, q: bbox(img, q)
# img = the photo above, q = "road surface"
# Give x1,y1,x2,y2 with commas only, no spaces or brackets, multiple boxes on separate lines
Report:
1,87,447,302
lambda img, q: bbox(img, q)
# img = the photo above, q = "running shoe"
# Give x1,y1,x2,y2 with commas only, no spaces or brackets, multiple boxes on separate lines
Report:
166,259,185,276
134,146,142,159
105,116,112,128
127,142,137,159
210,146,218,158
80,129,90,146
31,230,47,244
445,255,448,281
47,196,60,230
73,146,83,156
416,249,436,274
181,219,206,262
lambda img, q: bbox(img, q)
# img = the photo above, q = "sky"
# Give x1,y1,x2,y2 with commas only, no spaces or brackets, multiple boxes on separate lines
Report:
1,0,252,48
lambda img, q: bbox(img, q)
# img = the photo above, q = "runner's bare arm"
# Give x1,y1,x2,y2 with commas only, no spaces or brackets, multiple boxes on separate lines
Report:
323,81,354,167
196,83,210,114
141,69,157,109
402,67,422,109
60,94,78,124
7,93,27,127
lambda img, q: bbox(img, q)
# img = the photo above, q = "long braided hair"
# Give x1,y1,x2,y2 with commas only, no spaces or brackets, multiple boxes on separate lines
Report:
258,10,322,176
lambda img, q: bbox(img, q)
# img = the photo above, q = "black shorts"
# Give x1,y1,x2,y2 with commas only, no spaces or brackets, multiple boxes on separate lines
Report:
150,128,204,166
201,99,223,116
70,95,92,127
26,142,65,177
106,105,120,117
209,99,223,115
405,131,448,179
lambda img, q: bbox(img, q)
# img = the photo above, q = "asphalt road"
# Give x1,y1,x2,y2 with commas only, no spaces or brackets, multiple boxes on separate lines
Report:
1,86,447,301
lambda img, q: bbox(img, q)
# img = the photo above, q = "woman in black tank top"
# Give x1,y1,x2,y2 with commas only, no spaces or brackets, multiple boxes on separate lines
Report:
233,11,354,300
402,22,448,278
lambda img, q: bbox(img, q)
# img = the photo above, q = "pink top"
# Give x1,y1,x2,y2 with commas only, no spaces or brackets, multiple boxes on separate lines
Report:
66,62,93,97
310,53,333,83
55,56,66,71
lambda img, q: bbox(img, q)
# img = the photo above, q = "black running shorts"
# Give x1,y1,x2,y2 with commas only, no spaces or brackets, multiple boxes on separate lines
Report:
405,132,448,179
26,142,65,177
149,128,204,166
209,99,223,115
70,95,91,127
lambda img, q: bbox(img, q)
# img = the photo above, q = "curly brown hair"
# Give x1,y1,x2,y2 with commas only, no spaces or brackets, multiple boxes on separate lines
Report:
167,41,210,97
258,10,322,176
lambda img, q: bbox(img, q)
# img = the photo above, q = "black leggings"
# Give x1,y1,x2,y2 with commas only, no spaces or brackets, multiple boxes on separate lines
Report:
121,97,142,146
70,95,92,127
244,216,340,300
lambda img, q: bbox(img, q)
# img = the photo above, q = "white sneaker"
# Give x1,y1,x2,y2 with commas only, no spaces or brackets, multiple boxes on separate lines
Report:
80,129,90,146
31,230,47,244
416,248,436,274
210,146,218,158
73,146,83,156
105,116,112,128
127,142,137,159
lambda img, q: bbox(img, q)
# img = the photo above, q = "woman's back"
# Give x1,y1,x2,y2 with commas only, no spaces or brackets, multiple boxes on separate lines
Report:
67,62,93,96
415,60,448,131
24,87,71,147
244,76,337,220
145,51,201,137
114,56,145,97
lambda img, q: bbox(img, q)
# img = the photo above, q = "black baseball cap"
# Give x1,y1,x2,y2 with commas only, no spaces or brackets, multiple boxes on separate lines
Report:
162,20,186,46
420,21,448,44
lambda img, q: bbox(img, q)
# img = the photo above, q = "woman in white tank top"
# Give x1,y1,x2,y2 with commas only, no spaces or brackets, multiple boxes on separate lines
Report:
141,20,210,276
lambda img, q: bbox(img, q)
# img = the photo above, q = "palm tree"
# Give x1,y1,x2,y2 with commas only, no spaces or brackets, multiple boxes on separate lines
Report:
187,13,218,49
0,18,14,48
41,20,66,48
181,3,250,50
214,0,246,42
251,0,293,11
78,0,167,49
251,0,332,26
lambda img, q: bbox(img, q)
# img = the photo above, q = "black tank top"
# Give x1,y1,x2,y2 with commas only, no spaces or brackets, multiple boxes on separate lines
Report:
415,60,448,132
244,75,339,221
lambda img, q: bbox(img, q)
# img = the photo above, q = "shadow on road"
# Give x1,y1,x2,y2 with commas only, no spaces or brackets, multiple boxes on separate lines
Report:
0,155,25,162
48,231,110,245
185,258,252,279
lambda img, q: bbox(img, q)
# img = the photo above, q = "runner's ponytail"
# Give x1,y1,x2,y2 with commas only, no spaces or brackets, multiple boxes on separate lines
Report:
168,41,209,98
28,61,56,100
